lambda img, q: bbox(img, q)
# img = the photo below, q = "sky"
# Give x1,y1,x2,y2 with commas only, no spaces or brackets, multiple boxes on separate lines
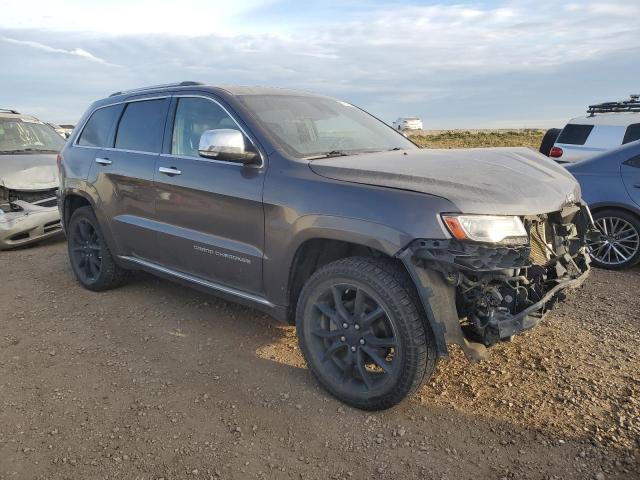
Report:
0,0,638,128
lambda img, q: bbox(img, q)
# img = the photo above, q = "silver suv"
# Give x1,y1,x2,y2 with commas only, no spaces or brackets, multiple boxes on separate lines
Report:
541,95,640,163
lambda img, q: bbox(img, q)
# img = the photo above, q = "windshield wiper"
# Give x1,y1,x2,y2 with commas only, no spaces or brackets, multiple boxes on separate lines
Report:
303,150,351,160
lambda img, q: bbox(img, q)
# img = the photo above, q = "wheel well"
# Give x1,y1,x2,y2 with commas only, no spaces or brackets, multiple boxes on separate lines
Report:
589,205,640,221
286,239,391,324
63,194,91,228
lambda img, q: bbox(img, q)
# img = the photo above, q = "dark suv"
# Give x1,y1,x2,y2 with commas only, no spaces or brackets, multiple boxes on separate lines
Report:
59,82,593,410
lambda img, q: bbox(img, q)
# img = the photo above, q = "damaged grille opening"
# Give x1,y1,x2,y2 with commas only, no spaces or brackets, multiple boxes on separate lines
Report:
9,188,58,206
411,204,593,348
33,197,58,208
456,206,591,346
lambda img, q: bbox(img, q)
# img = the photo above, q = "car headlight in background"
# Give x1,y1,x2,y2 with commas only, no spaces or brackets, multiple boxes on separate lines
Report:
442,214,527,243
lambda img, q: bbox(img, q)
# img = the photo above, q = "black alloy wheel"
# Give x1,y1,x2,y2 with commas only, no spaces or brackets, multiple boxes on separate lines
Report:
70,218,103,284
67,206,127,291
307,282,400,391
297,257,436,410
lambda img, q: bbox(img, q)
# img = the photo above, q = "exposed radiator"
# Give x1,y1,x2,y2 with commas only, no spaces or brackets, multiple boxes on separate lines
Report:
529,221,550,265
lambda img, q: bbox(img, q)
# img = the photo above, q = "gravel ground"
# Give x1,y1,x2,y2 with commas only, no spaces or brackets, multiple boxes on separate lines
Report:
1,238,638,480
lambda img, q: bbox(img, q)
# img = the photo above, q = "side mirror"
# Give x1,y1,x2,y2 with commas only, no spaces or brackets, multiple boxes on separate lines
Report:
198,129,259,164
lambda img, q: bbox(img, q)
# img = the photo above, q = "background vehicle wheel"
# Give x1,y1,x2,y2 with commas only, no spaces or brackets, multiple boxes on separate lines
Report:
67,206,127,291
588,209,640,269
296,257,437,410
539,128,561,156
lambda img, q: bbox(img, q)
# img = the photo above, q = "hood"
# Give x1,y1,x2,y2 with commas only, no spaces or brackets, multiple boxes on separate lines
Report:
309,147,581,216
0,153,59,190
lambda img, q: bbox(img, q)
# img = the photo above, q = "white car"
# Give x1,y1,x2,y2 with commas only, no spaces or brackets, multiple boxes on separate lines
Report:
392,117,423,131
540,95,640,163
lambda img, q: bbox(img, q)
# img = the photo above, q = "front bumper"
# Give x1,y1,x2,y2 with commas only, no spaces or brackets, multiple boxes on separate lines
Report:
481,266,589,340
0,200,63,250
399,203,593,359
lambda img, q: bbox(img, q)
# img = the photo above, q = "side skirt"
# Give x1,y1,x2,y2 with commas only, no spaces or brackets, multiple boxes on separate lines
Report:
118,255,288,322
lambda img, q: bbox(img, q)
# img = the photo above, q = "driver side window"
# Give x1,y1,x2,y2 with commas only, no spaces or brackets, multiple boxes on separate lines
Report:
171,97,240,157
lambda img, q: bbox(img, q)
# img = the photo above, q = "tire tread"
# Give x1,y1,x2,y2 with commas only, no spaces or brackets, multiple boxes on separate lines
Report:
68,206,128,291
296,256,437,410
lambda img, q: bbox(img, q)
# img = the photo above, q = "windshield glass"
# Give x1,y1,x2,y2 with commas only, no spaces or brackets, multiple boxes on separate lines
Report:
0,118,65,153
237,95,417,158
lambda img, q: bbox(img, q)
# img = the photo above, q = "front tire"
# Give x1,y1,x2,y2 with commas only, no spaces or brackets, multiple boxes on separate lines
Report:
67,206,127,291
296,257,437,410
589,209,640,269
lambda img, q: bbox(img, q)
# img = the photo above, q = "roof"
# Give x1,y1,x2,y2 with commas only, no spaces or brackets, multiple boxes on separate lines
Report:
567,112,640,127
0,111,39,121
218,85,319,97
107,81,322,100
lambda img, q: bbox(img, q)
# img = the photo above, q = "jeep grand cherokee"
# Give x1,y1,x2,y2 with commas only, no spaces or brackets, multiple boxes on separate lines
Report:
58,82,593,410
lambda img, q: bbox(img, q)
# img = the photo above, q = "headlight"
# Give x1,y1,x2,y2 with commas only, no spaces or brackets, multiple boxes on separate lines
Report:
442,214,527,243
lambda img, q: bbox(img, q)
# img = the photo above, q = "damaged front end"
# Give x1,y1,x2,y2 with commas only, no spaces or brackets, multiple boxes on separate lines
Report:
399,203,595,360
0,186,62,249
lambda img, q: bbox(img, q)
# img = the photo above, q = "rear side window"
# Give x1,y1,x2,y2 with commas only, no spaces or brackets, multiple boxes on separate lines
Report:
623,124,640,145
77,105,120,147
115,99,166,153
557,124,594,145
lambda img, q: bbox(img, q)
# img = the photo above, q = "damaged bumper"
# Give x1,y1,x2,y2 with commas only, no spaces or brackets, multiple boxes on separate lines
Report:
399,203,594,360
0,200,63,250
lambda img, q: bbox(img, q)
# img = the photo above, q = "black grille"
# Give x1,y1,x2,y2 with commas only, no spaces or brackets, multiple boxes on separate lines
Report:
11,188,58,207
33,197,58,208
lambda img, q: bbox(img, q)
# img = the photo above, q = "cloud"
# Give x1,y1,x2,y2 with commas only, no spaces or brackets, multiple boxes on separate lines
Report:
0,0,638,127
0,35,120,67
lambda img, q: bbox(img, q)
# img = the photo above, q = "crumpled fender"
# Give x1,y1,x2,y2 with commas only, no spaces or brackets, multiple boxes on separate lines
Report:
397,248,489,361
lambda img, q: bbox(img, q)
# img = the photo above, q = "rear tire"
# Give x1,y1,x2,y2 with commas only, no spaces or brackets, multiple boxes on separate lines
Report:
296,257,437,410
589,209,640,269
539,128,561,156
67,206,128,291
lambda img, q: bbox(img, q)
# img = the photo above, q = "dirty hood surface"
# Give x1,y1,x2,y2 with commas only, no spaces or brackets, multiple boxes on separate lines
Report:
309,147,581,215
0,153,59,190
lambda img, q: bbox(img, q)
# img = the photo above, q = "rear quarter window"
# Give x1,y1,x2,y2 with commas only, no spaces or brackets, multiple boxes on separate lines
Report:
556,124,594,145
77,105,121,147
623,124,640,145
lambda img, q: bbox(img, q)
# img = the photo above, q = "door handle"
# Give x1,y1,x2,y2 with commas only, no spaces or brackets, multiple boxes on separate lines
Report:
159,166,182,176
95,157,112,165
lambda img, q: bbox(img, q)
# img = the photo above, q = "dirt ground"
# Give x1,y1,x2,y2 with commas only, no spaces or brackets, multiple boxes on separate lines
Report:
1,238,638,480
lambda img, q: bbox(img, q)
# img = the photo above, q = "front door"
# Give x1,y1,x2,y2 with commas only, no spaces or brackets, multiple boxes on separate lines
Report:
154,95,266,295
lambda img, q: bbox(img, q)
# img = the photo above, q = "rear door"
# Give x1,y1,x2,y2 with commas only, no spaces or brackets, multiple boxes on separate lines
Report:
153,95,266,294
88,96,169,260
622,153,640,207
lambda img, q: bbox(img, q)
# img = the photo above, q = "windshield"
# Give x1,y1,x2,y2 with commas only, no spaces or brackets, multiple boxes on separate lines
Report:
237,94,417,158
0,118,65,154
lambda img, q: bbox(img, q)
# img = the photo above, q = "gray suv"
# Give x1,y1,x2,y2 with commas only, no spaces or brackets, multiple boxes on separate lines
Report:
59,82,593,410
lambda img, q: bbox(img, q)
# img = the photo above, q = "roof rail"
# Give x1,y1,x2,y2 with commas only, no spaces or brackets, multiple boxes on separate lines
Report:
109,81,205,97
587,95,640,116
0,108,20,114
